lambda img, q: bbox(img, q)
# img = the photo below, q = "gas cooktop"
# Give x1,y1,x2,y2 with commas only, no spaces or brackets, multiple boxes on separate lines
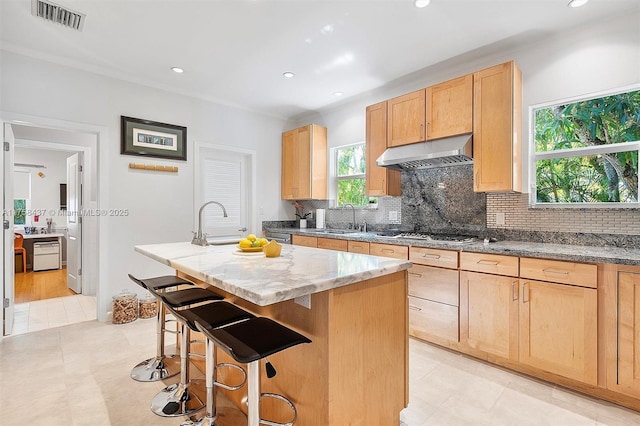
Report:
390,232,478,245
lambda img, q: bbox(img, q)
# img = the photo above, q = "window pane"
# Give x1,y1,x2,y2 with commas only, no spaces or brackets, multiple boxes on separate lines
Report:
536,152,638,203
337,178,368,206
535,90,640,153
337,144,366,176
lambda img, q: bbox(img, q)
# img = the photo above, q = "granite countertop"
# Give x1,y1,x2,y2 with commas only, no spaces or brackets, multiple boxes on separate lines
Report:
274,228,640,266
134,242,412,306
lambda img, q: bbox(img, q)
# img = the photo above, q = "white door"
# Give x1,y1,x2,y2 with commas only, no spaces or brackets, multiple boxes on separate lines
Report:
3,123,15,336
66,153,82,293
197,146,254,239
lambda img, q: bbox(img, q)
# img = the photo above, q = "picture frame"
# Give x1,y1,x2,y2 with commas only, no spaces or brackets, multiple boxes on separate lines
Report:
121,116,187,161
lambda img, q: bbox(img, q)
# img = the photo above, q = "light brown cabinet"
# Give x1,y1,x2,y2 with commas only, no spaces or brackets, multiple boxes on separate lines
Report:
426,74,473,140
473,61,522,192
281,124,327,200
518,278,597,385
387,90,426,147
369,242,409,260
366,101,401,196
605,266,640,399
348,240,370,254
317,237,348,252
460,270,519,361
291,235,317,247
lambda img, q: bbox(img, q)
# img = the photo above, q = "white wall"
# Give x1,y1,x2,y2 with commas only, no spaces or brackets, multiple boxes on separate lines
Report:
297,11,640,190
1,51,288,320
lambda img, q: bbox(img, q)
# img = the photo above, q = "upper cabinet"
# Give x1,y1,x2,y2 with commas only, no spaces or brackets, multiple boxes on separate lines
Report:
366,101,401,197
426,74,473,140
387,89,426,147
281,124,327,200
473,61,522,192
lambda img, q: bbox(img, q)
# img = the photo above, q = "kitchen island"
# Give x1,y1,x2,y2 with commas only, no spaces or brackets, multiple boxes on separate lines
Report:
135,241,412,425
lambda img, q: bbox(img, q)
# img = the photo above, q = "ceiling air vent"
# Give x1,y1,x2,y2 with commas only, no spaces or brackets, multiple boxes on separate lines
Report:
31,0,85,31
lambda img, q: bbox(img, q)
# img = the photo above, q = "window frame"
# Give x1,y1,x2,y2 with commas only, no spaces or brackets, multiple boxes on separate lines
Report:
332,142,369,207
528,84,640,209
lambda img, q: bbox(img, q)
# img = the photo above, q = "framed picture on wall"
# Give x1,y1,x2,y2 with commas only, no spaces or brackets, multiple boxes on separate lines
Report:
121,116,187,161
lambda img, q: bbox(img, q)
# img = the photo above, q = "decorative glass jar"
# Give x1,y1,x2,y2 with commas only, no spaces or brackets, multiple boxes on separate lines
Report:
138,294,157,319
112,290,138,324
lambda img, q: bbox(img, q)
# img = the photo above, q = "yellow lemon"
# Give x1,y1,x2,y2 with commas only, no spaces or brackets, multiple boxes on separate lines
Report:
239,239,252,248
259,238,268,247
247,234,257,242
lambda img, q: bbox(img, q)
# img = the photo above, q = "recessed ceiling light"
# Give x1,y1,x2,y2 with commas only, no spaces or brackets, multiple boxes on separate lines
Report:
568,0,589,7
414,0,431,8
171,67,184,74
334,92,344,97
283,72,295,78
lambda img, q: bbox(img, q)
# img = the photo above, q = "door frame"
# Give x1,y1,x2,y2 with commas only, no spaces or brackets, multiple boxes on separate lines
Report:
1,111,109,329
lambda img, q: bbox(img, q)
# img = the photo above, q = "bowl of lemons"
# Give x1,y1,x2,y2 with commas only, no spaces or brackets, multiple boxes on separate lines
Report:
237,234,269,252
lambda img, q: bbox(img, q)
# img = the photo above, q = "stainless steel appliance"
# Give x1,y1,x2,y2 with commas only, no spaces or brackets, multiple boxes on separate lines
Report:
265,231,291,244
33,241,61,271
376,133,473,170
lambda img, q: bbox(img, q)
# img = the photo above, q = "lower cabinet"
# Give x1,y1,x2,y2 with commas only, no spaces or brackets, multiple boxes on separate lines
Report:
460,271,518,361
607,268,640,398
519,279,597,385
292,235,317,247
317,237,348,252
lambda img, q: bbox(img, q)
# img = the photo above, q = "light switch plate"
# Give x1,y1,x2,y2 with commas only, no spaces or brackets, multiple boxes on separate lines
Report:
495,212,505,225
389,211,398,221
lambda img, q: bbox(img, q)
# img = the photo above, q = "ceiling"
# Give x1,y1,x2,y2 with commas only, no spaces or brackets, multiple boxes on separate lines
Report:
1,0,639,119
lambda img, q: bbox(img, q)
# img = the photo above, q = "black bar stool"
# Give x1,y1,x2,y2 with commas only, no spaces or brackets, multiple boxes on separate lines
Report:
195,317,312,426
127,274,195,382
175,302,255,426
150,289,247,418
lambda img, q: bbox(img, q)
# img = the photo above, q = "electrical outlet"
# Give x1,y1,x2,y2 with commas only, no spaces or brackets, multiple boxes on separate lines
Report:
389,211,398,221
495,212,505,225
295,294,311,309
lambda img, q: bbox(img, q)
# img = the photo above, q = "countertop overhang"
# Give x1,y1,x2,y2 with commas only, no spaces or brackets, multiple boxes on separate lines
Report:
277,228,640,266
134,242,412,306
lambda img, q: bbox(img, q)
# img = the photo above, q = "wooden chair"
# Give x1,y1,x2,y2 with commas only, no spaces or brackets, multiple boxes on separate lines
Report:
14,233,27,273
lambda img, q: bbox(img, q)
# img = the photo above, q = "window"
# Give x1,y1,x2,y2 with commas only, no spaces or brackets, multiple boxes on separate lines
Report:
334,142,372,206
531,86,640,207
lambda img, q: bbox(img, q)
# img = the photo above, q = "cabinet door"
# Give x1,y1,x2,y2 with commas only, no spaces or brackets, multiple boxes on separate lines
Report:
387,90,426,147
292,235,317,247
519,279,597,385
473,61,522,192
369,243,408,259
348,240,370,254
460,271,518,360
617,271,640,397
281,126,311,200
317,237,348,252
366,101,401,196
426,74,473,140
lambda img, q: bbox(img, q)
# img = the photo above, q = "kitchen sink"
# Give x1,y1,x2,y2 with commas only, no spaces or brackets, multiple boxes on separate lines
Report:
304,229,375,237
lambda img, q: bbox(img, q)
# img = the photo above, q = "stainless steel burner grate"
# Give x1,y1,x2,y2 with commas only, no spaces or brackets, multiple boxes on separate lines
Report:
392,233,478,244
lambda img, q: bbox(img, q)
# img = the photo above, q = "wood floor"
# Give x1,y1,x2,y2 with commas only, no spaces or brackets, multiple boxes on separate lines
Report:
14,268,75,304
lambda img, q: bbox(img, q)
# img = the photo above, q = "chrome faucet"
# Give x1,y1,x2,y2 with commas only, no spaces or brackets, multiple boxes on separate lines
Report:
192,201,228,246
343,203,356,230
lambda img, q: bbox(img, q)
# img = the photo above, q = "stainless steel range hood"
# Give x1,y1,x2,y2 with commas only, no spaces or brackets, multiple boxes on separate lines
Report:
376,133,473,171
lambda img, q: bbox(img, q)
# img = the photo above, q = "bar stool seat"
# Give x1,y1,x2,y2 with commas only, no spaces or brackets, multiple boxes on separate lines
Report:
196,317,311,426
128,274,197,382
151,294,251,418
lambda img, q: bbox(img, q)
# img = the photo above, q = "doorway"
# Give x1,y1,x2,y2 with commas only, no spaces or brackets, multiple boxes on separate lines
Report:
3,117,103,337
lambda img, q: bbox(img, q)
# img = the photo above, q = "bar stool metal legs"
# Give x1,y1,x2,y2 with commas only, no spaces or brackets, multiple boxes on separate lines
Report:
151,321,205,417
131,301,178,381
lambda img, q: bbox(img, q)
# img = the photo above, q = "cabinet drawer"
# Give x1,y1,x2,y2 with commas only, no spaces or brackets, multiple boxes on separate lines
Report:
409,296,459,343
348,240,370,254
292,235,317,248
408,265,459,306
460,252,519,277
317,237,348,252
409,246,458,269
370,242,408,259
520,257,597,289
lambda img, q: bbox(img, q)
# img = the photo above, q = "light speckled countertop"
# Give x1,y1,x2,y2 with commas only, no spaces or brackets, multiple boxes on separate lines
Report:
134,242,412,306
277,228,640,266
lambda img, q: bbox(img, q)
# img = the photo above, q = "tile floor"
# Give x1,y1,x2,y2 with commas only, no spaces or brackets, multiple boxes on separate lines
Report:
1,317,639,425
11,294,97,335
